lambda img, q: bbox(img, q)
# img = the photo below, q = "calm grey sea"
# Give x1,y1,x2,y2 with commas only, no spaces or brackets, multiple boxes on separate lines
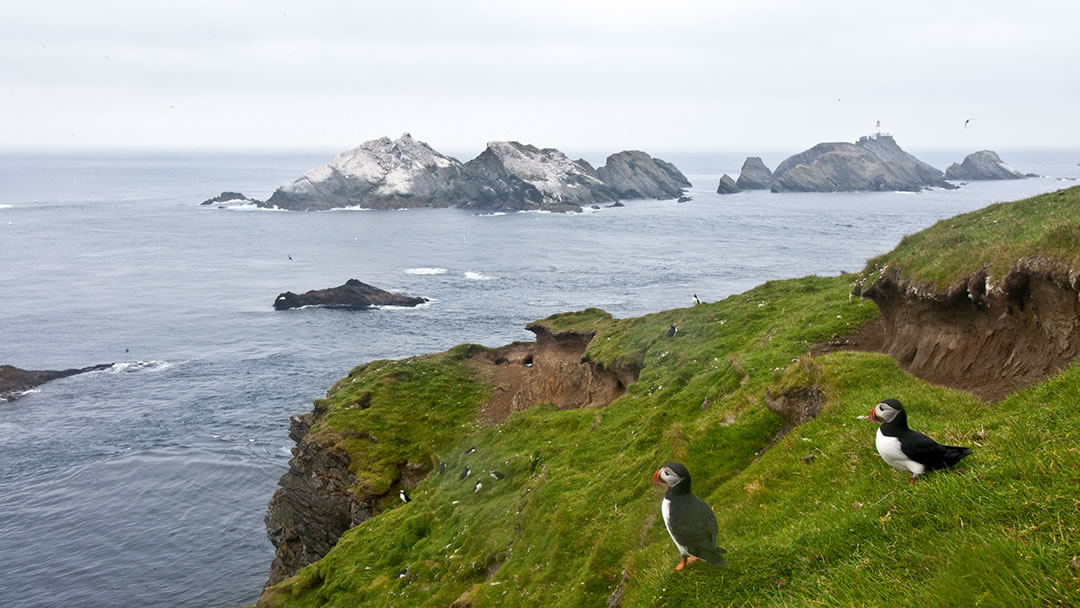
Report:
0,148,1076,607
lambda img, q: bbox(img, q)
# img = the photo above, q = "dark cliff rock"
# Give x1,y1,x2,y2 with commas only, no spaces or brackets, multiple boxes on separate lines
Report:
200,192,262,206
945,150,1035,180
596,150,690,200
771,135,954,193
1,363,114,400
735,157,774,190
716,174,740,194
274,279,427,311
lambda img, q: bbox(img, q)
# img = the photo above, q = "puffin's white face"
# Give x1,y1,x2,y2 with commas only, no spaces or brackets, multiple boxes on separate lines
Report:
653,466,684,488
870,400,901,424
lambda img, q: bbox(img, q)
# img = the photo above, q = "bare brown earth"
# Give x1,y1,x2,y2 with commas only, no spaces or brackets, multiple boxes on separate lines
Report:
468,325,638,425
818,258,1080,402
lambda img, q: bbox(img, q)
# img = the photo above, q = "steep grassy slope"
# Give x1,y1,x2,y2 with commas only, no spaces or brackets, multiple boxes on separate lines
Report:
259,187,1080,607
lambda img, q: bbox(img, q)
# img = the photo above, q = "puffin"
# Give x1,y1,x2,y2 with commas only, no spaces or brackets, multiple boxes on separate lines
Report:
692,294,701,306
652,462,727,570
667,323,678,338
399,489,411,503
869,398,973,484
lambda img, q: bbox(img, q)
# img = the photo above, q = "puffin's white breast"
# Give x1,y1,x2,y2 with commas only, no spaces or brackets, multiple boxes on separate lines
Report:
661,498,689,555
876,428,925,475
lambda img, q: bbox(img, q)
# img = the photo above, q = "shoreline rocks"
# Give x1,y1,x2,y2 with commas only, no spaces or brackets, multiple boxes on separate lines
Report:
200,192,262,206
274,279,427,311
1,363,114,401
735,157,773,190
770,135,954,193
945,150,1036,180
716,174,740,194
596,150,691,200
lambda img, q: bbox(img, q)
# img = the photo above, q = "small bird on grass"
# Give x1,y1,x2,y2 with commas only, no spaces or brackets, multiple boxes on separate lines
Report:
653,462,727,570
667,323,678,338
868,398,973,484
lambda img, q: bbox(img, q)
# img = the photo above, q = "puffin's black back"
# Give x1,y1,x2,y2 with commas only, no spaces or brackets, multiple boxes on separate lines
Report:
879,400,973,471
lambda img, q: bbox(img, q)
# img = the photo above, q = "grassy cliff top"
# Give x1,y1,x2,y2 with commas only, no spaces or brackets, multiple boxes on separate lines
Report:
856,185,1080,292
259,187,1080,608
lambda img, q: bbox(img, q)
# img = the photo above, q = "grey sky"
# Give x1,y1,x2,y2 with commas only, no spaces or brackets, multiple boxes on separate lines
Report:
3,0,1077,153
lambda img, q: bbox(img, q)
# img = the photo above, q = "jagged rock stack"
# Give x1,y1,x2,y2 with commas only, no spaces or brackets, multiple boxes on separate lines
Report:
734,157,773,190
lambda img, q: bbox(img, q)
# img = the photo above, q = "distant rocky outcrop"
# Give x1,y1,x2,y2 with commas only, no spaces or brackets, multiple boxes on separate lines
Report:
264,134,471,211
735,157,774,190
596,150,691,200
945,150,1035,180
464,141,619,212
770,135,954,193
1,363,113,400
200,192,262,206
716,174,740,194
274,279,427,311
239,134,689,213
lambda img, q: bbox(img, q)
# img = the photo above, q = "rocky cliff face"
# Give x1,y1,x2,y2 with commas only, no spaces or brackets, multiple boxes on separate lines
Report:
771,135,953,193
262,324,639,589
859,257,1080,401
945,150,1033,180
595,150,690,200
716,174,740,194
735,157,773,190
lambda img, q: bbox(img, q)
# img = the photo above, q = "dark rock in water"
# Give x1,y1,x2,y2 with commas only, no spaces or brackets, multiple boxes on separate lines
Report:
274,279,427,311
1,363,113,400
771,135,953,193
716,174,740,194
735,157,774,190
607,201,625,208
200,191,262,206
677,195,692,203
945,150,1034,180
591,205,600,210
596,150,691,200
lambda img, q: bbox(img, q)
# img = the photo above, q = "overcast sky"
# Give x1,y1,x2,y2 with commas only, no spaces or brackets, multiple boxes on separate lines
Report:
2,0,1077,154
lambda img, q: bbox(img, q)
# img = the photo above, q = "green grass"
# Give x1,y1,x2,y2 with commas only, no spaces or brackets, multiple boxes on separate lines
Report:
855,185,1080,292
259,188,1080,607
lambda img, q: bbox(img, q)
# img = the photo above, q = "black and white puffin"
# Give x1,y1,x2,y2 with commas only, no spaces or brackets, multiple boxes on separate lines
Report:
667,323,678,338
869,398,973,484
399,489,411,503
652,462,727,570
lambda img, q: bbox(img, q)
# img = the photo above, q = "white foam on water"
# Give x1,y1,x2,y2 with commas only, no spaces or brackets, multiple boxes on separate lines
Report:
405,267,448,275
104,360,177,374
0,204,13,209
325,205,372,212
464,271,493,281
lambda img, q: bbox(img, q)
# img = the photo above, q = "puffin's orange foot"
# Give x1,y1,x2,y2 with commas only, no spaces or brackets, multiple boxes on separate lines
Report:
686,556,699,566
674,557,688,571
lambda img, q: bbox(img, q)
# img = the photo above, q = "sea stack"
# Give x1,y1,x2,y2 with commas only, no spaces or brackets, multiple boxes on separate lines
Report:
735,157,773,190
770,135,953,193
715,175,740,194
273,279,427,311
945,150,1035,180
596,150,691,200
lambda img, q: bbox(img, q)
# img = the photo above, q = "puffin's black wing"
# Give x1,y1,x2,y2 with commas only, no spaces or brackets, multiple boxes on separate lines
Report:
669,495,726,564
900,429,971,471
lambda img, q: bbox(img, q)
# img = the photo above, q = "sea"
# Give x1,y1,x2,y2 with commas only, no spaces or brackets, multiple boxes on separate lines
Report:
1,147,1077,608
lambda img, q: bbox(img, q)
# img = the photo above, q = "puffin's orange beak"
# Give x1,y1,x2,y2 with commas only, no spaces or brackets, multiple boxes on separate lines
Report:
869,406,880,423
652,469,663,485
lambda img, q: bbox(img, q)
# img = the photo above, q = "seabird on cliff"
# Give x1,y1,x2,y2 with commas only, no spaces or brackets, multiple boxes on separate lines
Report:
473,479,483,494
667,323,678,338
459,466,470,480
869,398,973,484
490,470,504,480
399,489,411,503
692,294,700,306
464,446,476,455
653,463,727,570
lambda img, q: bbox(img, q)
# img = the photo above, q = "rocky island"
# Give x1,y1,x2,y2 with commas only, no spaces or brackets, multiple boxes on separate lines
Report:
1,363,113,401
216,134,688,212
945,150,1036,180
719,134,954,195
273,279,427,311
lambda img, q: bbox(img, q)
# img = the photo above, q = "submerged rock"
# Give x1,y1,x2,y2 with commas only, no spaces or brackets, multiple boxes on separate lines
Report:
945,150,1035,180
771,135,953,193
1,363,113,400
735,157,774,190
596,150,691,200
716,174,741,194
200,191,262,206
273,279,427,311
